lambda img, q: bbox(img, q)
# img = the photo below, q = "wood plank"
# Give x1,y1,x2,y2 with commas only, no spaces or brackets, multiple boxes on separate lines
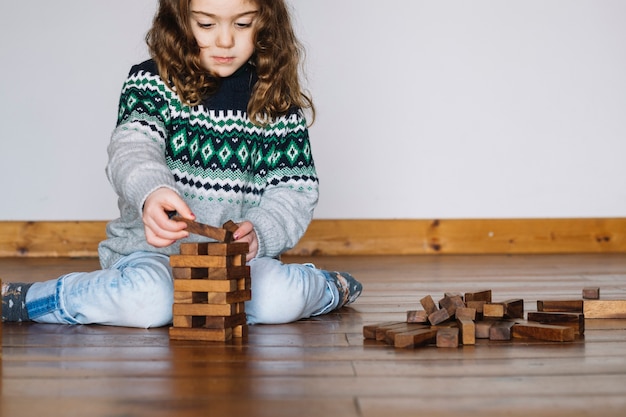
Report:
2,218,626,257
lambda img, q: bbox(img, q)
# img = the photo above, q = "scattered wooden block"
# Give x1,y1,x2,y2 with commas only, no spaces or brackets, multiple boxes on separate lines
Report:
455,307,476,321
483,303,505,318
466,300,486,319
502,299,524,319
375,322,412,341
394,328,438,349
537,300,583,313
428,307,450,325
465,290,492,303
583,300,626,319
457,318,475,345
420,295,438,315
406,310,429,323
384,323,430,345
527,312,585,335
512,322,575,342
363,322,402,340
489,321,516,341
439,295,465,316
475,320,496,339
437,327,459,348
582,287,600,300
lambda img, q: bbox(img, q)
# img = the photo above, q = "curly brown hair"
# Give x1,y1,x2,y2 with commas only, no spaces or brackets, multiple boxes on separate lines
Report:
145,0,315,125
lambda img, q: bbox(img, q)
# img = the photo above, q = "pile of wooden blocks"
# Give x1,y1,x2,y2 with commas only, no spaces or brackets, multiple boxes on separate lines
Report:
364,287,626,349
168,218,251,342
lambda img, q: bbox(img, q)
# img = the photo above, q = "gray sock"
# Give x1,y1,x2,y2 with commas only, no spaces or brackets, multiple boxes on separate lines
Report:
1,282,33,322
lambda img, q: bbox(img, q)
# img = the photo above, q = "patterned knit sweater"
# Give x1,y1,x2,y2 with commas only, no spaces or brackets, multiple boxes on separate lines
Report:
98,60,319,268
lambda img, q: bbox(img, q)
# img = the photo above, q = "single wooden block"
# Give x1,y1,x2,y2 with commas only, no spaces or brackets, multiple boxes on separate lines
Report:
206,289,252,305
222,220,239,234
394,328,438,349
466,301,486,319
439,295,465,316
173,266,250,280
171,215,233,242
436,327,459,348
174,277,251,293
170,254,244,269
483,303,505,318
465,290,492,303
475,320,495,339
457,318,475,345
444,292,464,300
180,242,206,255
489,321,516,341
526,311,585,335
363,322,403,339
502,298,524,319
428,307,450,325
169,326,233,342
583,300,626,319
582,287,600,300
512,322,575,342
537,300,583,313
233,324,248,338
420,295,438,315
173,302,244,317
455,307,476,321
406,310,429,323
203,313,247,329
384,323,430,345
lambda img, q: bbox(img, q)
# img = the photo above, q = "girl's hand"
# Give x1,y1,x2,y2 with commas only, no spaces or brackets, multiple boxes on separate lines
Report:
142,188,195,247
233,221,259,261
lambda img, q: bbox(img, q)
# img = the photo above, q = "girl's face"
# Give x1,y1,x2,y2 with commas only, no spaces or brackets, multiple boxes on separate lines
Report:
189,0,258,77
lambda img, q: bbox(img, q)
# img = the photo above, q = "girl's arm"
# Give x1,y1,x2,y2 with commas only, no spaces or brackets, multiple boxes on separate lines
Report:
243,112,319,258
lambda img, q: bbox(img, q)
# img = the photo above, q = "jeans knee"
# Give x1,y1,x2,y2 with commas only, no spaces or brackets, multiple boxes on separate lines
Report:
116,258,173,328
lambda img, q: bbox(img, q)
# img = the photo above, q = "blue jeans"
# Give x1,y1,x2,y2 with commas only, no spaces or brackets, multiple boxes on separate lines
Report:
25,252,338,328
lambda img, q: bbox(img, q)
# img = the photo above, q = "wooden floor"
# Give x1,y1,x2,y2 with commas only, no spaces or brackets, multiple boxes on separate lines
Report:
2,254,626,417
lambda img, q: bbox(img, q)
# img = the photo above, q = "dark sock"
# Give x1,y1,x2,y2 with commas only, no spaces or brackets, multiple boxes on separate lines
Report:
1,282,33,322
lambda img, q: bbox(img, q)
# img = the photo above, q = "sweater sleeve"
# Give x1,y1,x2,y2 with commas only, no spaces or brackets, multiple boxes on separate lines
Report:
105,65,178,214
244,112,320,258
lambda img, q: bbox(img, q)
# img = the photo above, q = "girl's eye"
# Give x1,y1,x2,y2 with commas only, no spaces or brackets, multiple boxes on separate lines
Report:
197,21,215,29
235,21,253,29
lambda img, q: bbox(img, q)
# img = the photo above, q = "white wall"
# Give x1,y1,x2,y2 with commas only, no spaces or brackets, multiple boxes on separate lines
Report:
1,1,625,221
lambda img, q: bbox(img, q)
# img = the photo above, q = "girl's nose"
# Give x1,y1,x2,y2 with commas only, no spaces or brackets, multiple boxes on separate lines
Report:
215,27,234,48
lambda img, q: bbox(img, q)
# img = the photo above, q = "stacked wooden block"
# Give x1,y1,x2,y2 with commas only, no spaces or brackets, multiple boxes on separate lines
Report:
169,241,251,342
364,288,604,349
168,218,251,342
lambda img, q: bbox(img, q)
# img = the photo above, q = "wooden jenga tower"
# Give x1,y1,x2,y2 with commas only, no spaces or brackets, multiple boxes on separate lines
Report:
168,218,251,342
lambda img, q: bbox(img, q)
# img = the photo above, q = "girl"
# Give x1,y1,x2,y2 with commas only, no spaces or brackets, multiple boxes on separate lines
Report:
1,0,362,327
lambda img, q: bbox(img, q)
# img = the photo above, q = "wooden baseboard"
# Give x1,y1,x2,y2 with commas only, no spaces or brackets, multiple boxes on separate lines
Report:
0,218,625,257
